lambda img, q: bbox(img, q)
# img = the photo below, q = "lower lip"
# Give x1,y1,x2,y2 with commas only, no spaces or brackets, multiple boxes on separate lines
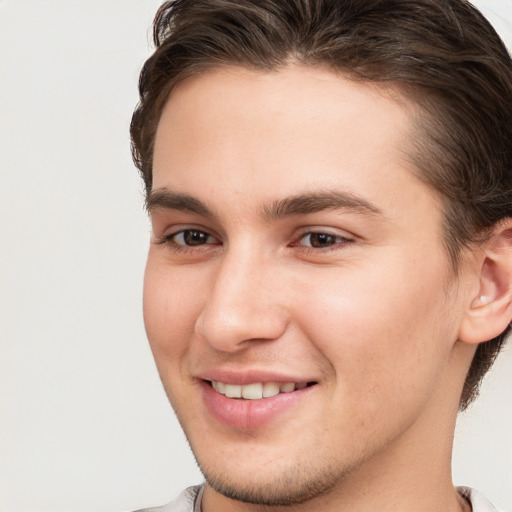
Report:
200,381,313,430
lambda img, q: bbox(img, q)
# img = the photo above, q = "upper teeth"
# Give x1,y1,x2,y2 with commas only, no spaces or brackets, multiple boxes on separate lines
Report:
211,381,307,400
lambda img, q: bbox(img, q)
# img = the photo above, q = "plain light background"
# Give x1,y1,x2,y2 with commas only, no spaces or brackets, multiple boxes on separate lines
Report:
0,1,511,511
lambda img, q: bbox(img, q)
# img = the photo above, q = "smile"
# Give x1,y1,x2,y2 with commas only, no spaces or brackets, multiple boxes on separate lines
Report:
210,380,310,400
201,378,317,429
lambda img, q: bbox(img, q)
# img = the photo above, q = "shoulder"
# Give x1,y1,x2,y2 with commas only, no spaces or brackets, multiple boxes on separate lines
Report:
132,484,204,512
458,487,506,512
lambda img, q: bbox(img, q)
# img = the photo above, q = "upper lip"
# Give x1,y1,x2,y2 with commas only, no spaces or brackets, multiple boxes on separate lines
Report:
196,368,316,386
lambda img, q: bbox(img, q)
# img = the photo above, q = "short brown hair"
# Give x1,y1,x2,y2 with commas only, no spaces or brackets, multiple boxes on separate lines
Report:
130,0,512,410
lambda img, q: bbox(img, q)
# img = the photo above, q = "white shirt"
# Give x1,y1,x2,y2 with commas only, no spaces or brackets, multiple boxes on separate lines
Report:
134,484,505,512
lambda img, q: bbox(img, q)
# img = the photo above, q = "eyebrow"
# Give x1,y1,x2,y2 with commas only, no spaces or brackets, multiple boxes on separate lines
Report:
263,190,383,219
146,189,213,216
146,188,383,220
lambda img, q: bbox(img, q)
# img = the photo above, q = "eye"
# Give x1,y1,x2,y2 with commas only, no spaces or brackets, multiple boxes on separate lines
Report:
298,232,351,249
170,229,217,246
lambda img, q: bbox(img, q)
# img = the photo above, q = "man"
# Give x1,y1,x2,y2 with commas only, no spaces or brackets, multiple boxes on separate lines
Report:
130,1,512,511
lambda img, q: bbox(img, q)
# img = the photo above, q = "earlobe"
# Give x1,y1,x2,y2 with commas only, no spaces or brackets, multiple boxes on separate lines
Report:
459,221,512,345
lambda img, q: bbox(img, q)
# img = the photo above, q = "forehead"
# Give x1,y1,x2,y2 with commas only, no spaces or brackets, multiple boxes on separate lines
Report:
152,65,438,221
155,65,412,162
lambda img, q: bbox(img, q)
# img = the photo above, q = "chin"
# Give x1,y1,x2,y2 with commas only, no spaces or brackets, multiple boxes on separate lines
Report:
194,451,345,506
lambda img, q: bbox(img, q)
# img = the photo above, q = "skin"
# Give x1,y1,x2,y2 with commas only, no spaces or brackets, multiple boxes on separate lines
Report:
144,65,482,512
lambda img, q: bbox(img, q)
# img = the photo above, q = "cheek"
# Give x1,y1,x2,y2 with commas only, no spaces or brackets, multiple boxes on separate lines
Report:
294,255,455,400
143,256,204,364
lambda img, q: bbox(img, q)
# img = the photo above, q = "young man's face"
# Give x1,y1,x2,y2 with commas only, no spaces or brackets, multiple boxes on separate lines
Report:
144,66,472,505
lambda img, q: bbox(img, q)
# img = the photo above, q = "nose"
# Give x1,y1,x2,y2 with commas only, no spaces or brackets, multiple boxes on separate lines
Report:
194,249,289,352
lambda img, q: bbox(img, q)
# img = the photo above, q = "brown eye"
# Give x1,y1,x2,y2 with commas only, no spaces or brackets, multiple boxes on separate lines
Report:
299,232,351,249
173,230,215,246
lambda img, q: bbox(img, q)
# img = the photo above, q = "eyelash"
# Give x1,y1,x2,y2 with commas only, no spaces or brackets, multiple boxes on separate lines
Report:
157,228,353,254
292,232,354,253
156,229,220,254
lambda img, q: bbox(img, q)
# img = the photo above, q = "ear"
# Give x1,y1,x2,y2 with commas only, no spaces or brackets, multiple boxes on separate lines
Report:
458,219,512,344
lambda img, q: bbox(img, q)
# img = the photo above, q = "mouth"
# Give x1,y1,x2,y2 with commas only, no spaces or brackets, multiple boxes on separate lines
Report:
200,377,317,429
208,380,316,400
